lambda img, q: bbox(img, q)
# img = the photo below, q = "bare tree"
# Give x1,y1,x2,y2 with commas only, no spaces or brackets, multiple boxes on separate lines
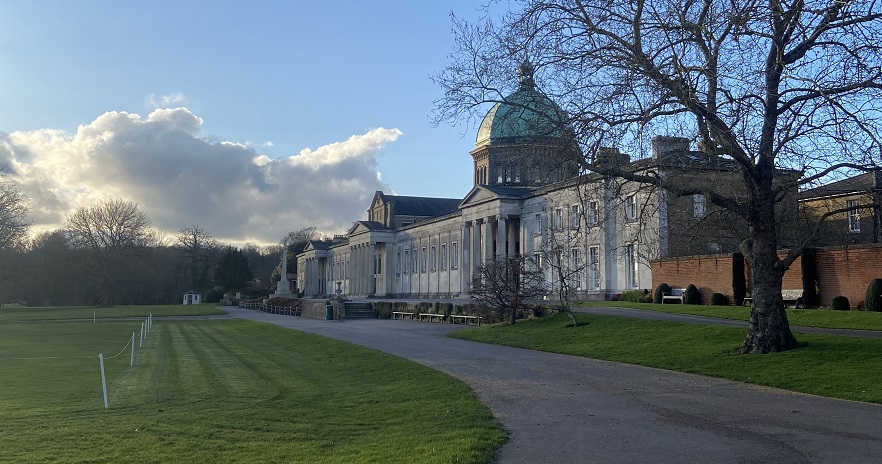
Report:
175,225,219,292
66,199,152,304
435,0,882,353
0,172,31,251
470,254,546,325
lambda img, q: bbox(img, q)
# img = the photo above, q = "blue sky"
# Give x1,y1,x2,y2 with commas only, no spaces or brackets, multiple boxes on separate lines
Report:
0,1,502,244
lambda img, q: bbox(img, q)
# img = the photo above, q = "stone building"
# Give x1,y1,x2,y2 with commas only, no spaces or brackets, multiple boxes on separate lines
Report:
799,170,882,246
296,62,756,300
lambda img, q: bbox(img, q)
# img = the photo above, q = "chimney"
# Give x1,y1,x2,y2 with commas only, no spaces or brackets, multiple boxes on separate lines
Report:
652,136,690,159
595,147,630,167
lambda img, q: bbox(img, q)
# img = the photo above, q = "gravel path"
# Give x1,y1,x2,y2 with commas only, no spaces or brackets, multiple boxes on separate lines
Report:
222,306,882,463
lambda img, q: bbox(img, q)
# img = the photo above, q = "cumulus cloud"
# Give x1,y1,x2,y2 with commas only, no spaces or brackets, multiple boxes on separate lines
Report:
0,108,401,244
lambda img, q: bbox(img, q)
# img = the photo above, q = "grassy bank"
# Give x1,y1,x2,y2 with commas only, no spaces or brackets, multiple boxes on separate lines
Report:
451,312,882,404
0,303,225,321
0,314,504,463
580,300,882,331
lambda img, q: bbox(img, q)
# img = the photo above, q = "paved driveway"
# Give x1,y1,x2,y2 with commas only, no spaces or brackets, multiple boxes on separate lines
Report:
224,307,882,464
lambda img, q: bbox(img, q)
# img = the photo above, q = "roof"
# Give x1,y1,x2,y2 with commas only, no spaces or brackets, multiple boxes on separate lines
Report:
385,194,461,217
475,60,574,148
799,171,882,200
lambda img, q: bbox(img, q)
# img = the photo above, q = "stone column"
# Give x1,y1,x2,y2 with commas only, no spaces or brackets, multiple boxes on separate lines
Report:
472,219,482,271
483,217,495,263
368,242,376,295
461,222,471,293
497,216,507,257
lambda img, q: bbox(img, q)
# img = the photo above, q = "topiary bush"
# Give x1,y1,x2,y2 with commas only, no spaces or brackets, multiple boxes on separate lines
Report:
865,279,882,312
732,253,747,306
654,283,672,304
831,295,850,311
710,292,728,306
684,284,701,305
801,248,820,308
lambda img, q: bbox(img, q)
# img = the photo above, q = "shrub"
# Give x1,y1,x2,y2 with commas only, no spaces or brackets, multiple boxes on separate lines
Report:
653,283,672,304
801,248,820,308
609,293,621,301
865,279,882,312
374,301,393,319
732,253,747,306
531,305,548,318
831,295,850,311
640,290,653,303
204,289,223,303
684,284,701,305
710,293,728,306
619,289,645,302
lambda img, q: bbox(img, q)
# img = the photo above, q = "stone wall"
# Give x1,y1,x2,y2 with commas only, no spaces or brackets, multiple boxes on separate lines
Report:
651,245,882,308
300,299,342,319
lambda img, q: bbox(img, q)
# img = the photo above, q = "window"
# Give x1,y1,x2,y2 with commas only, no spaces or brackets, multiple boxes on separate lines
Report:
535,213,543,235
847,200,861,232
533,252,543,269
412,248,418,273
570,248,580,289
440,243,447,270
403,249,409,274
430,245,437,272
693,194,706,218
571,205,580,229
626,244,638,288
451,241,459,269
587,201,599,226
396,251,401,274
588,246,600,290
625,195,637,221
421,247,427,273
554,208,563,229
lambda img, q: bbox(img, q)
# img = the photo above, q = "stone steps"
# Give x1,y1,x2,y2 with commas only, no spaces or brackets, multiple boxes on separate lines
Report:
343,302,377,318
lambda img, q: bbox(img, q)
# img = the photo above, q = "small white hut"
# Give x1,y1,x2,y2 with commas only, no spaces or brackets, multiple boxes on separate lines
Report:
183,290,201,305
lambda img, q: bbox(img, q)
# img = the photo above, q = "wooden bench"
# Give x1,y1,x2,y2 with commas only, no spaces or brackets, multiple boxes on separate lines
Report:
743,290,803,308
449,315,483,326
662,288,686,304
392,311,416,320
418,313,445,323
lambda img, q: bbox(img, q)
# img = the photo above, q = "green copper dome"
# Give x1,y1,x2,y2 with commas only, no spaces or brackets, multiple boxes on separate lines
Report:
475,60,571,148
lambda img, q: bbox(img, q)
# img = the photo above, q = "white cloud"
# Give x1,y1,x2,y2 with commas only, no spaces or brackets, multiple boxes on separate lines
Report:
145,92,187,109
0,108,400,244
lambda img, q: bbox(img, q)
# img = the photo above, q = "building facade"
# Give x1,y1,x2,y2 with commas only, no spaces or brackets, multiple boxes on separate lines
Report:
296,62,740,300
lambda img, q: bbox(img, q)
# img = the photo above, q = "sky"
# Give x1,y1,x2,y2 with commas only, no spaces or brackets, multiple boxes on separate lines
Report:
0,1,504,246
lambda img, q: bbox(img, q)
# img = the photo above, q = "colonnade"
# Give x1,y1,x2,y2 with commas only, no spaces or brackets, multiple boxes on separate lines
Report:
348,242,376,296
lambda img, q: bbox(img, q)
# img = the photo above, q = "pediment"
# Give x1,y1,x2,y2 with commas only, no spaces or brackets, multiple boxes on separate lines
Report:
460,186,499,207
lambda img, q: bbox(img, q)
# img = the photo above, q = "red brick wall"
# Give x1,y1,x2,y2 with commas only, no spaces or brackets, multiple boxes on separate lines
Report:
652,245,882,307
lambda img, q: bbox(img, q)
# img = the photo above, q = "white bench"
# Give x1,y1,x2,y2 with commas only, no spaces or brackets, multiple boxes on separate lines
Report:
662,288,686,304
392,311,415,320
743,290,803,308
418,313,446,323
449,315,483,326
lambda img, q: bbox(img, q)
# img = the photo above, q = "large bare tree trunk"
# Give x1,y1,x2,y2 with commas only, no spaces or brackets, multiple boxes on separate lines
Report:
740,199,800,353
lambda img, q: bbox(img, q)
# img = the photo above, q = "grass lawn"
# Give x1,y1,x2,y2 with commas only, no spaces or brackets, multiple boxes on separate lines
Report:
451,312,882,404
580,300,882,331
0,314,504,463
0,303,226,321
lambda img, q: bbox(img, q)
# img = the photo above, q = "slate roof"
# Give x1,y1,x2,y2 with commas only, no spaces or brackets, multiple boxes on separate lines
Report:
799,171,882,200
386,195,462,217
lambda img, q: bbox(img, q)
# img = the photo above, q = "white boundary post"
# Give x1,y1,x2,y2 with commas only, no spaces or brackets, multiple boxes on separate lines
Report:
130,332,135,366
98,353,108,409
139,322,144,347
93,310,96,323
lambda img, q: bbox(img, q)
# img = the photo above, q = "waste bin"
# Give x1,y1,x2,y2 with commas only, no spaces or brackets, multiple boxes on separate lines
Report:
326,305,334,320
